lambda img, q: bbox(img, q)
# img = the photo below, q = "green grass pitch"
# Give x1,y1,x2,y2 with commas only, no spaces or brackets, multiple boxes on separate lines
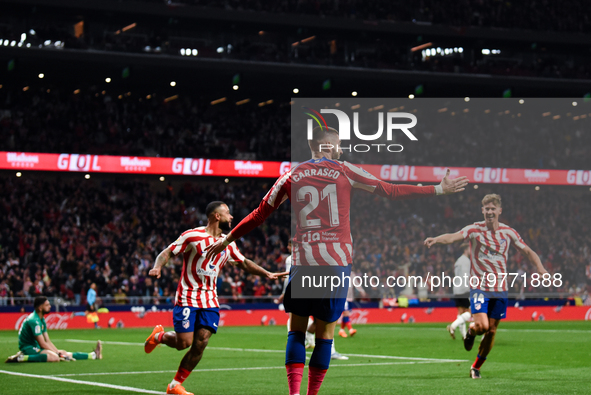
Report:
1,321,590,394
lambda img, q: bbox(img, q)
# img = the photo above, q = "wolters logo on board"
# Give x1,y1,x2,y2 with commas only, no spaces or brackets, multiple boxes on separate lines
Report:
7,152,39,168
234,161,264,175
303,107,418,153
120,157,151,171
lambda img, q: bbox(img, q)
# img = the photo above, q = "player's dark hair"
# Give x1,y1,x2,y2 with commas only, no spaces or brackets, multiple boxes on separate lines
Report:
205,201,226,218
34,296,48,309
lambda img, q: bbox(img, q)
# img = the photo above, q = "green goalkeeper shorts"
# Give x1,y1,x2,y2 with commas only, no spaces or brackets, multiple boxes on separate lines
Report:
20,345,42,355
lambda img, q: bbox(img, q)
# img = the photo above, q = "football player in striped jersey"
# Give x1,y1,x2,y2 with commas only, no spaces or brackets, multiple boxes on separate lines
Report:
144,201,285,395
424,194,548,379
206,126,468,395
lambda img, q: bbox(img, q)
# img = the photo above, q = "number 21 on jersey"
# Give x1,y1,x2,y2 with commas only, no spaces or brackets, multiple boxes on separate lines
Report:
296,184,339,229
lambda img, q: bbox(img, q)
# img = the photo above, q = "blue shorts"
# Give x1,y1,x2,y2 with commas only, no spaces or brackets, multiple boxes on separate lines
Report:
344,301,352,312
469,289,508,320
283,266,351,323
173,306,220,334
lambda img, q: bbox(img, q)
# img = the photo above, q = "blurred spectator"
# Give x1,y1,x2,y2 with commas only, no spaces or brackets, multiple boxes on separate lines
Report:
114,287,128,304
0,88,290,162
0,173,587,306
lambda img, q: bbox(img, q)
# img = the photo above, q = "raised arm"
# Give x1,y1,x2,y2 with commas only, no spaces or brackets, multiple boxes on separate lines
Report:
347,166,469,200
229,199,277,242
424,231,464,248
205,169,289,261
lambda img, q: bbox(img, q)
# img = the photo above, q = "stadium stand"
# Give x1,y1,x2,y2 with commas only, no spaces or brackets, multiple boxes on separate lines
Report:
2,86,590,170
0,173,588,307
0,0,590,310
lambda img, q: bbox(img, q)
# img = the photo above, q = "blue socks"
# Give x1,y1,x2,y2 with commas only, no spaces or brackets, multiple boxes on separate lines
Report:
309,338,333,370
286,331,306,365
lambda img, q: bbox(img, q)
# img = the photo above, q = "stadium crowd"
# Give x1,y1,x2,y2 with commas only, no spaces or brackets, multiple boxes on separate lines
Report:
132,0,591,34
2,86,590,170
0,175,290,306
0,174,588,307
0,88,290,161
349,185,591,301
1,5,590,81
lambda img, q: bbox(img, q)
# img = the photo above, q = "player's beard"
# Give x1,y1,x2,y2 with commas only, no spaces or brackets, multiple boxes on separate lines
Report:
219,220,232,232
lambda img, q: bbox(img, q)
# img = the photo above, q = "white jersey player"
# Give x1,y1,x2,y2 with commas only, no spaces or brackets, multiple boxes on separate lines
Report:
447,243,472,340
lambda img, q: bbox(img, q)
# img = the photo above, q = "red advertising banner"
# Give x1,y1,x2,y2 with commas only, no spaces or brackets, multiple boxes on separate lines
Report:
1,152,590,185
1,306,589,331
345,305,591,325
362,165,591,186
0,152,291,178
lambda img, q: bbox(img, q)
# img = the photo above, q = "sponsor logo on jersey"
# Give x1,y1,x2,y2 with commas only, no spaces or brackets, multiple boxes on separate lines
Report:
197,268,217,276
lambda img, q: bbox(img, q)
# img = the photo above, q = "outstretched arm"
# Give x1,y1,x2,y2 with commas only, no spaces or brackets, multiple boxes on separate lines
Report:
149,247,173,279
424,231,464,248
352,167,469,200
236,258,288,280
516,245,548,275
205,199,277,261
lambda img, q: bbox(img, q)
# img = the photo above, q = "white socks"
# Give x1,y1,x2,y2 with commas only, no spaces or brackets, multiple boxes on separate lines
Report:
170,379,181,389
90,352,97,360
451,312,472,339
305,331,315,347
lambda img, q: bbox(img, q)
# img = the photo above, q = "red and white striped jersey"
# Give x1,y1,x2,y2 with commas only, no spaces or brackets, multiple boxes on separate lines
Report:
231,158,435,266
169,226,245,308
461,221,527,292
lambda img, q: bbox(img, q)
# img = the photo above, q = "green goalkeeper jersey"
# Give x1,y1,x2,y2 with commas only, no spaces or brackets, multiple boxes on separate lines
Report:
18,311,47,351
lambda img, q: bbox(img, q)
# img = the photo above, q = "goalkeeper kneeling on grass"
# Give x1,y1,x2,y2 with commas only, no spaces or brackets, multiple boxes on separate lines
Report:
5,296,102,363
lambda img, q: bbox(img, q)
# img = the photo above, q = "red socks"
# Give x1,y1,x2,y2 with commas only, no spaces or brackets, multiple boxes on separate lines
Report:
307,366,328,395
286,363,304,395
472,354,486,370
156,332,164,343
174,367,191,384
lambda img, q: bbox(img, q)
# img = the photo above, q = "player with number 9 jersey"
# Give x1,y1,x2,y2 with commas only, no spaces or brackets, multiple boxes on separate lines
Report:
144,201,282,395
